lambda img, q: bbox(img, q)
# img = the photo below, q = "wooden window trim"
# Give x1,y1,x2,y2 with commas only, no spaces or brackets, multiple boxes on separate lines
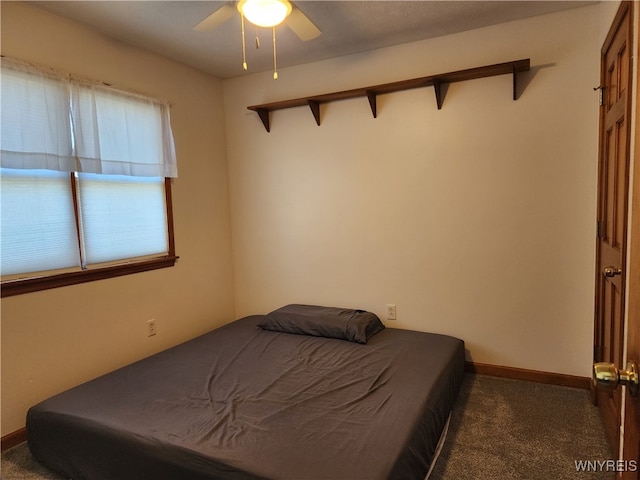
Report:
1,179,177,298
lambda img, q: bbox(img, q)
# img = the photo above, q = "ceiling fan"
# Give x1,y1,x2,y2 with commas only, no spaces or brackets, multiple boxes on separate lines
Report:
194,0,321,78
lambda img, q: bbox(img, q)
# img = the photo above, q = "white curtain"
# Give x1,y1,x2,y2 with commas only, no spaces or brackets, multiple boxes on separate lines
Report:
1,67,77,172
1,60,177,178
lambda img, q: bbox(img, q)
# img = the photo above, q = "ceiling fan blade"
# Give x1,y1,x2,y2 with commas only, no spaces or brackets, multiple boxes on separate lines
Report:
194,3,236,32
286,5,321,41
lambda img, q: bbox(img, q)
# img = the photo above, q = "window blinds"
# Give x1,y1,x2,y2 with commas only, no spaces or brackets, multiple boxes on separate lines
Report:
0,169,81,275
77,173,169,264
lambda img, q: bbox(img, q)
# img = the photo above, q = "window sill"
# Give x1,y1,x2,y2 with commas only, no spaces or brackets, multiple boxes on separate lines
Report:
1,256,179,298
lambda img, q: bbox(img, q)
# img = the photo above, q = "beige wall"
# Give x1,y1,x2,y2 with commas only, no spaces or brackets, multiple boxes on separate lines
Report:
600,1,623,43
223,4,606,378
1,2,235,436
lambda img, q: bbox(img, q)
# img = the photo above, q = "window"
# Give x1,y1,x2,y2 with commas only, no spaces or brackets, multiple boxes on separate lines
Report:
1,60,178,297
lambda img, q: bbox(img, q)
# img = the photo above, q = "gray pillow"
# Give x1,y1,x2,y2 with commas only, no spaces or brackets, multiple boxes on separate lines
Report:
259,304,385,344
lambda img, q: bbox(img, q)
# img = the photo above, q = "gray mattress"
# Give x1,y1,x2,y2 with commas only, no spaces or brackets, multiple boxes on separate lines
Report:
27,315,465,480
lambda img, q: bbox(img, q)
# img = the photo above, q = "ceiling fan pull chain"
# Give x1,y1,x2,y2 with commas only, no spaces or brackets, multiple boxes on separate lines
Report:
241,13,248,71
273,26,278,80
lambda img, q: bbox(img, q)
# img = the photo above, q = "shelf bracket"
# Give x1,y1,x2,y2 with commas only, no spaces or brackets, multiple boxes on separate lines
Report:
433,79,444,110
307,100,321,126
255,108,271,133
366,90,378,118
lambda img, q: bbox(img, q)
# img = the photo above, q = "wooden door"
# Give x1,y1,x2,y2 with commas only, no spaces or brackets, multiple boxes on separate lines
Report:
593,1,632,456
621,9,640,474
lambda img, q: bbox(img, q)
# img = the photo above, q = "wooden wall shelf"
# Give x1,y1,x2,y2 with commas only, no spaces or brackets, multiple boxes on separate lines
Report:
247,58,530,132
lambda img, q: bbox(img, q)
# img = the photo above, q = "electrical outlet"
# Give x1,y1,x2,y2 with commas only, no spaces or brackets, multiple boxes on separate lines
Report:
386,304,396,321
147,319,157,337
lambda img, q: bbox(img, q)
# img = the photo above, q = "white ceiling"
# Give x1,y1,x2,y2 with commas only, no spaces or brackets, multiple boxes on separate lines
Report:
31,1,597,79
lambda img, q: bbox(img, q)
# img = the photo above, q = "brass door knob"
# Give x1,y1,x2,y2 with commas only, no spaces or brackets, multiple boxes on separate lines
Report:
593,361,639,397
603,266,623,277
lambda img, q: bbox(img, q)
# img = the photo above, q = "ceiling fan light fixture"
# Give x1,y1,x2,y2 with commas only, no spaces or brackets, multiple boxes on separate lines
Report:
238,0,292,28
